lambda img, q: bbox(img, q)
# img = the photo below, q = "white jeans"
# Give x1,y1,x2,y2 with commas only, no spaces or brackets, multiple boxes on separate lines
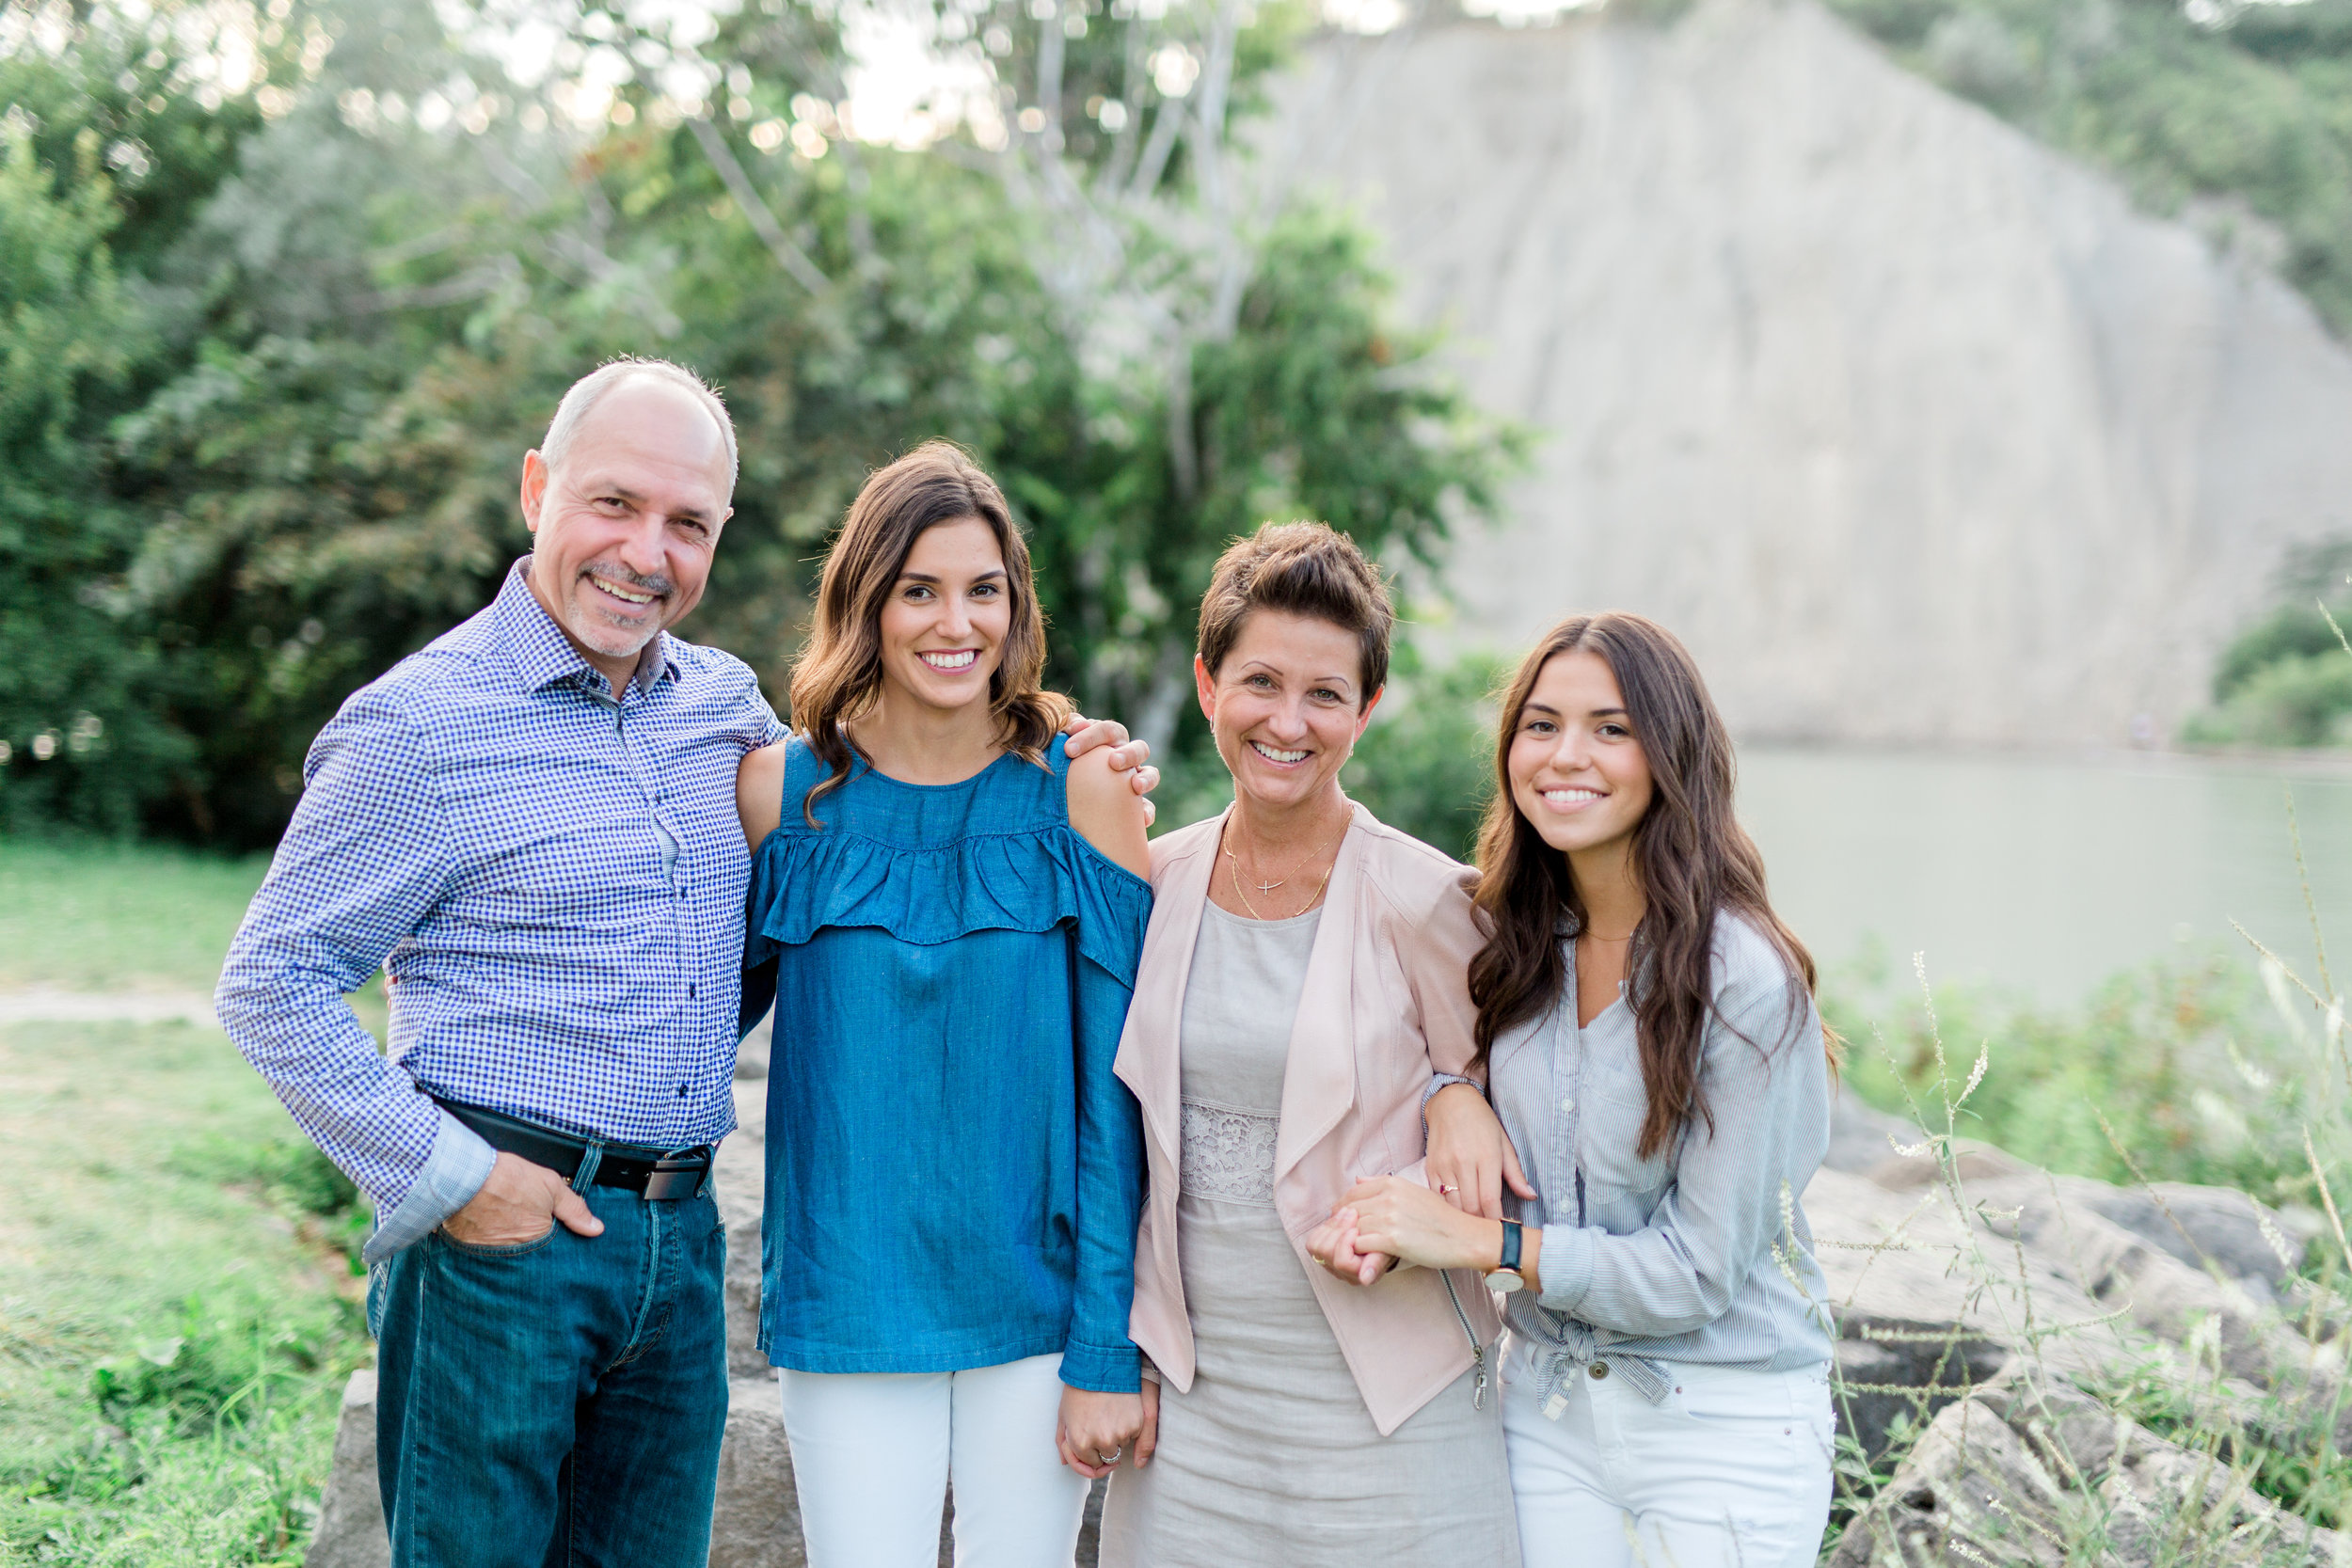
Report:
776,1353,1089,1568
1502,1338,1834,1568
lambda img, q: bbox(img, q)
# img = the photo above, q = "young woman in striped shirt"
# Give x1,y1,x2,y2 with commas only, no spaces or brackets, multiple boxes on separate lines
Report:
1311,611,1842,1568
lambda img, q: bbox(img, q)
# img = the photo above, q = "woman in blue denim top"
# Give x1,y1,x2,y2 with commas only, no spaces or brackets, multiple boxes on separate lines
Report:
735,442,1154,1568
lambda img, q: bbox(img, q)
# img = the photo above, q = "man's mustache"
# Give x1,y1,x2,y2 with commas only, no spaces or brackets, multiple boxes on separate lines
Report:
580,563,675,598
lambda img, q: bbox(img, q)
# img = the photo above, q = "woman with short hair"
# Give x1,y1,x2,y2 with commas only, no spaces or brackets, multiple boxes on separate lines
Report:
1311,611,1840,1568
1098,521,1522,1568
736,441,1152,1567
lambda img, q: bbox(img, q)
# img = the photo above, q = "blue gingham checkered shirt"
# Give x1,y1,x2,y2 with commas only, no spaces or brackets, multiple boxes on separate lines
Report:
216,559,784,1262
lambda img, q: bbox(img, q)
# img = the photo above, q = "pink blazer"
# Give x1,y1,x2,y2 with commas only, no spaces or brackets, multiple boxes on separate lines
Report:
1114,801,1503,1436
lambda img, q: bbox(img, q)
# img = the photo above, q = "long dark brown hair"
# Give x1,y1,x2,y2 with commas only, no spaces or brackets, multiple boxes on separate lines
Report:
1468,613,1839,1159
787,441,1068,822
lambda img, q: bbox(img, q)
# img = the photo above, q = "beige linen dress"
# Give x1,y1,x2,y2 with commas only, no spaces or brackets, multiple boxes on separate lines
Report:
1098,902,1520,1567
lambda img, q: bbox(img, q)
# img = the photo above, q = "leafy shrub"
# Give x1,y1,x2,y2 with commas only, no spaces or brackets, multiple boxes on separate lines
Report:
2184,651,2352,747
1342,648,1505,863
88,1296,336,1433
1822,0,2352,337
1827,944,2324,1206
2185,538,2352,746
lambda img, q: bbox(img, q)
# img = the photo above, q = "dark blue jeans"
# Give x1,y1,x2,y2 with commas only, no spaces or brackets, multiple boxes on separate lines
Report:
368,1183,728,1568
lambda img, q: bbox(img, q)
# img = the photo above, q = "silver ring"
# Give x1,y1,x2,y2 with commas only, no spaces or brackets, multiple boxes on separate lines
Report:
1095,1449,1122,1465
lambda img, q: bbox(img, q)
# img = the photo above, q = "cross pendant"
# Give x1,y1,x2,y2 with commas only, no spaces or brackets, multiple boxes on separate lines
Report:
1255,879,1283,895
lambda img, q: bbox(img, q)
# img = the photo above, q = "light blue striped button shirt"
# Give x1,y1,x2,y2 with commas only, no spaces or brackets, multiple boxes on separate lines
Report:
215,559,784,1263
1490,913,1836,1411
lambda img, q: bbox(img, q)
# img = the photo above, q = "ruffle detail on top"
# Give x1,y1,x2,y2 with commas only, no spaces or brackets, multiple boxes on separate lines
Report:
742,810,1151,992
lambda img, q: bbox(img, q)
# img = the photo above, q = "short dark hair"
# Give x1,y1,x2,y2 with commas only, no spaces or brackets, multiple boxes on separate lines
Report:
1195,522,1394,700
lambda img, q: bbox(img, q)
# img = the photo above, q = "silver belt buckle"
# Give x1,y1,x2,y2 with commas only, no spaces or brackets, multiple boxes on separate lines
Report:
642,1162,708,1201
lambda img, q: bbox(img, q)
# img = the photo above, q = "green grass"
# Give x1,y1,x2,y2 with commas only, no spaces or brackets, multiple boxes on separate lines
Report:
0,840,268,995
0,1017,373,1566
0,839,370,1566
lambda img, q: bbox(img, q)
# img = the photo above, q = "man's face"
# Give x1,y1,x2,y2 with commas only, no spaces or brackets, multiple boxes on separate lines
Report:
519,378,733,680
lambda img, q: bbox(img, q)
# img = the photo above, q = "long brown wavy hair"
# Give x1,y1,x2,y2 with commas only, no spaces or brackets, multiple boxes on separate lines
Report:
787,441,1068,823
1468,613,1839,1159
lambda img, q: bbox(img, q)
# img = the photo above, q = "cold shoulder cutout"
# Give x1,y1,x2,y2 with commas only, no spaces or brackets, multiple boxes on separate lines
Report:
740,732,1152,1021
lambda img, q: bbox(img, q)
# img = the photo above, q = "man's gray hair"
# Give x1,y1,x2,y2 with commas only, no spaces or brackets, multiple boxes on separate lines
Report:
540,356,739,491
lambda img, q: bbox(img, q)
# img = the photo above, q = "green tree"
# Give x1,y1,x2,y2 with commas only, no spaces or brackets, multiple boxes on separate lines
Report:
1822,0,2352,336
0,95,173,832
2182,536,2352,747
6,0,1519,847
1340,646,1504,862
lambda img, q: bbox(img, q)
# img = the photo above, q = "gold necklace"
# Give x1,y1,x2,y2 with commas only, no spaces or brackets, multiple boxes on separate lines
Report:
1223,816,1328,896
1223,818,1344,920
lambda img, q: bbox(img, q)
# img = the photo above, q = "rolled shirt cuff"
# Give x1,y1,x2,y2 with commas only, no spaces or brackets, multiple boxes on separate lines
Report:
1058,1336,1144,1394
1534,1224,1596,1315
360,1111,499,1266
1421,1072,1481,1116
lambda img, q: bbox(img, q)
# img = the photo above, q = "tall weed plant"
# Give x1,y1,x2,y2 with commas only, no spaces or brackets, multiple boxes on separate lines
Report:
1822,603,2352,1561
1827,943,2324,1206
1823,949,2352,1562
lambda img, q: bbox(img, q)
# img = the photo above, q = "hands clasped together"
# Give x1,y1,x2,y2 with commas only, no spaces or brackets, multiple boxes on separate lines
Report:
1305,1082,1537,1288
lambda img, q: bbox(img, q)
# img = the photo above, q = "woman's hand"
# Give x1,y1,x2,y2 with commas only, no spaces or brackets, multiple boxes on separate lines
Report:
1424,1084,1536,1220
1335,1175,1506,1274
1060,714,1160,826
1057,1386,1145,1480
1306,1208,1393,1287
1136,1377,1160,1468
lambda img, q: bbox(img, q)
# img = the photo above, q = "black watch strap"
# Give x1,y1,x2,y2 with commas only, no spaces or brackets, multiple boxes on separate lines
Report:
1498,1218,1522,1274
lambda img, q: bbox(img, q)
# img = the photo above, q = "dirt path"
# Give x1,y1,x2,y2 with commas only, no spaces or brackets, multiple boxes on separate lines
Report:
0,988,216,1028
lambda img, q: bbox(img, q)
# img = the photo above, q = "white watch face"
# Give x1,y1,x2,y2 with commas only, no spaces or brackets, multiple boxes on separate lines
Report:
1485,1269,1525,1293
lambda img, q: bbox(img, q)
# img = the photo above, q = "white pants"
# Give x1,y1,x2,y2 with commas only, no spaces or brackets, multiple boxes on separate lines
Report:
777,1353,1089,1568
1502,1338,1834,1568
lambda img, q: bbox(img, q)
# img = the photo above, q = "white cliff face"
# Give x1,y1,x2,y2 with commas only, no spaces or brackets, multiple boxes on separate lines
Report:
1270,0,2352,744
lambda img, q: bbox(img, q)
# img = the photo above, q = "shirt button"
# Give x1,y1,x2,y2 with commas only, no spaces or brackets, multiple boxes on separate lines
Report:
1560,1097,1576,1114
688,983,698,999
676,1084,689,1098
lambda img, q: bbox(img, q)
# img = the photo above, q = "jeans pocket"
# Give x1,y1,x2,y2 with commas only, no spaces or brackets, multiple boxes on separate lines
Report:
437,1222,559,1259
1670,1371,1803,1449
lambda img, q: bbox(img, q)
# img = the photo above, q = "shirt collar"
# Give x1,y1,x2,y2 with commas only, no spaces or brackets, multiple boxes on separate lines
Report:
494,556,677,698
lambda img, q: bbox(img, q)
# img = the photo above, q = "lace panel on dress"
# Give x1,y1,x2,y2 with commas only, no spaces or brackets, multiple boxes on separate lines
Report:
1180,1100,1279,1205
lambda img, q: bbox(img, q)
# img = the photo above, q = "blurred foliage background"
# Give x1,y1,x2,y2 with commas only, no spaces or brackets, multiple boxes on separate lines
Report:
13,0,2352,835
0,0,1521,849
1824,0,2352,338
2184,540,2352,748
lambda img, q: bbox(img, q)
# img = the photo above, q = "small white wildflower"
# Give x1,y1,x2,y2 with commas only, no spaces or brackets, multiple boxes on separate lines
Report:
1959,1043,1989,1106
2255,1210,2298,1271
2190,1087,2249,1150
2186,1313,2223,1371
2263,955,2315,1050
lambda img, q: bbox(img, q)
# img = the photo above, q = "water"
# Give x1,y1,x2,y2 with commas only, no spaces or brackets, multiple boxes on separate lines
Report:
1736,748,2352,1007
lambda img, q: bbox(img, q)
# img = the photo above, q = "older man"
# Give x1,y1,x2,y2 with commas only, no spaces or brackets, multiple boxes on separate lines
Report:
216,358,1152,1567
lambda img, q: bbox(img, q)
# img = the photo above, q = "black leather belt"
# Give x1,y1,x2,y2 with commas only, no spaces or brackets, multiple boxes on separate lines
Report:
437,1099,713,1201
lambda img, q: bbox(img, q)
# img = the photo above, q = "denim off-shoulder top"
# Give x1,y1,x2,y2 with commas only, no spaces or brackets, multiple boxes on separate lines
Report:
739,733,1152,1392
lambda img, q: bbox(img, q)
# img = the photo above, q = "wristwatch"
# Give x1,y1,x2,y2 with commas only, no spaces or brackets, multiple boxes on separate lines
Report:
1486,1219,1526,1293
